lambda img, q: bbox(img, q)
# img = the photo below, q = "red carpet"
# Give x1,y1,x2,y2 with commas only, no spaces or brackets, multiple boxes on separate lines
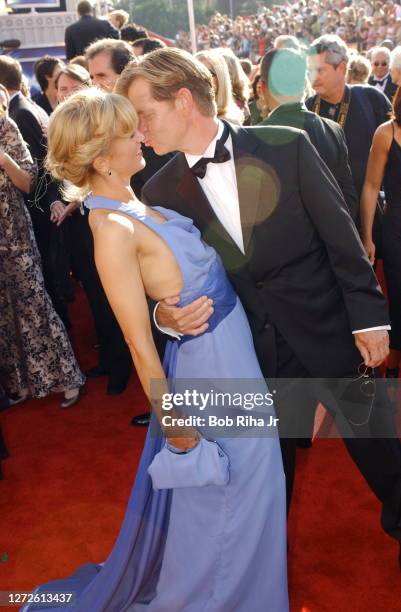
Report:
1,286,400,611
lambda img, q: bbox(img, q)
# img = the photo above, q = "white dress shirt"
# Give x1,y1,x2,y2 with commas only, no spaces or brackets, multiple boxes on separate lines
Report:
372,73,390,94
155,121,389,336
185,121,244,253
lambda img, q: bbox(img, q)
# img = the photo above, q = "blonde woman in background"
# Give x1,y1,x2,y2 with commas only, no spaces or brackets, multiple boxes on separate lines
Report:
108,9,129,31
347,54,371,84
218,48,251,124
195,49,244,124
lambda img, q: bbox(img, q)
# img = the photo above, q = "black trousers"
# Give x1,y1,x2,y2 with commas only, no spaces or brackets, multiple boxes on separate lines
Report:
261,325,401,541
68,209,132,377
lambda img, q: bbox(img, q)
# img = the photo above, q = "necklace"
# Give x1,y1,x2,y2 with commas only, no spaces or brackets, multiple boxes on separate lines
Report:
312,86,351,130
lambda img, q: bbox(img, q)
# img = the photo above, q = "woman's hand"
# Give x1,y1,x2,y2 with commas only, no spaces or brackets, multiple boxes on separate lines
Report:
50,200,79,226
167,435,200,452
363,237,376,265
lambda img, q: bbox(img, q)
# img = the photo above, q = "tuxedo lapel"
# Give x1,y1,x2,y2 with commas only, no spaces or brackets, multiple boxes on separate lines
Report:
227,122,263,253
174,152,243,256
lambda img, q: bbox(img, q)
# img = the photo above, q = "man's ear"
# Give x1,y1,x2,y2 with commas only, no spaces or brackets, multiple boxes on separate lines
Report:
175,87,193,115
338,61,348,77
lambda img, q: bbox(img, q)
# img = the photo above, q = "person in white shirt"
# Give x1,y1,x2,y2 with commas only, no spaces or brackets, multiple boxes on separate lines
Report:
116,48,401,565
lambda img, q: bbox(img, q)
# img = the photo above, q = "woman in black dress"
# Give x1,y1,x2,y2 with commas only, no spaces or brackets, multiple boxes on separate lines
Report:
361,75,401,378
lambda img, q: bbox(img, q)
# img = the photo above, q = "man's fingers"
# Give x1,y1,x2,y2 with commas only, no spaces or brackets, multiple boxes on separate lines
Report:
179,296,211,317
185,323,209,337
181,308,214,332
178,301,213,329
163,295,180,306
357,343,371,367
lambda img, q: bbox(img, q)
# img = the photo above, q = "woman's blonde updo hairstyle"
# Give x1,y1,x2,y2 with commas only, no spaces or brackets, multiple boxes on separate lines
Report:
46,87,137,201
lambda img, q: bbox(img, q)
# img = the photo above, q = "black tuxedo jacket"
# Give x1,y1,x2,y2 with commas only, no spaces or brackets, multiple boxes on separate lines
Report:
9,92,59,221
260,102,358,221
142,123,389,378
65,14,119,60
368,74,398,101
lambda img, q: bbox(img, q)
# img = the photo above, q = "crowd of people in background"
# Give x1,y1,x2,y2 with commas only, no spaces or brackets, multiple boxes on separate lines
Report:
176,0,401,58
0,0,401,482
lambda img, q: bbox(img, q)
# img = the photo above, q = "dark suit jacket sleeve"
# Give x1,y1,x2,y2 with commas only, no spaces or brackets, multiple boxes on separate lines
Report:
65,26,76,61
332,125,359,221
297,132,389,331
104,21,120,39
367,87,392,127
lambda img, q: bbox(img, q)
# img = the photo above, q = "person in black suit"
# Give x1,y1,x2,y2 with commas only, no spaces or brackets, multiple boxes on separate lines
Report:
306,35,392,234
0,56,70,327
368,47,398,101
64,0,119,61
259,47,358,221
32,55,64,115
117,48,401,562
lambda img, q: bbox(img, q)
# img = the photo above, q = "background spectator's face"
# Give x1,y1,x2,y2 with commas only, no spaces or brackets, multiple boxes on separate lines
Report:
308,52,346,97
88,52,118,92
371,51,390,77
46,63,63,96
127,77,188,155
57,74,84,102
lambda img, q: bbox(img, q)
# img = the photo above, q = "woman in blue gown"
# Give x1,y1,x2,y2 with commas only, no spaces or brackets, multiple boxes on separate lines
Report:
23,88,288,612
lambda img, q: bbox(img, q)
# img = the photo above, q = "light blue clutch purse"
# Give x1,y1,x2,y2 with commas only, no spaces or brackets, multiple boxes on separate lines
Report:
147,438,230,491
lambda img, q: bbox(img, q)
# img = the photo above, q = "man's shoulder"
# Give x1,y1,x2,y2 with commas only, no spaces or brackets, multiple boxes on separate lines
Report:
246,123,306,147
142,152,182,195
351,83,388,102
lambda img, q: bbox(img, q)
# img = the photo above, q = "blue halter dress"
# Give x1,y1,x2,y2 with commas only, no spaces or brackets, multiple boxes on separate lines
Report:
23,196,288,612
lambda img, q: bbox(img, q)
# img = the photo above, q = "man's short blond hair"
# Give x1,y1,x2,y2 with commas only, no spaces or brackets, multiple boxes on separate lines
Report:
116,47,217,117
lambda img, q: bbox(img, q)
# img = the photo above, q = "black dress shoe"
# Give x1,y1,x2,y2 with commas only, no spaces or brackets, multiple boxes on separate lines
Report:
131,412,151,427
85,365,108,378
107,372,131,395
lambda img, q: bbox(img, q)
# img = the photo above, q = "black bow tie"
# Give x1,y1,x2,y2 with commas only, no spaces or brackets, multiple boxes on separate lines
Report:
374,77,387,86
191,125,231,179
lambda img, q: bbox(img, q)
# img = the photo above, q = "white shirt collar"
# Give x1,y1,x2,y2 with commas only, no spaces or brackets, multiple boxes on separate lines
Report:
375,72,390,82
185,121,225,169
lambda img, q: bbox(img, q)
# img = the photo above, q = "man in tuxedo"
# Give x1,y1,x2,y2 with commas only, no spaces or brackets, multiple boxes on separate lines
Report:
117,48,401,561
259,47,358,221
64,0,119,61
368,47,398,101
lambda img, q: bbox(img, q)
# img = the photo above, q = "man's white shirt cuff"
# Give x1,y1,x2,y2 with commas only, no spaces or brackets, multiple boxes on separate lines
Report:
153,302,183,340
352,325,391,334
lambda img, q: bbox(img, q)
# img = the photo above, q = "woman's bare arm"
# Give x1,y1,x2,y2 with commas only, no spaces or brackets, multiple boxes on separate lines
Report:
0,149,33,193
92,212,198,450
360,122,392,263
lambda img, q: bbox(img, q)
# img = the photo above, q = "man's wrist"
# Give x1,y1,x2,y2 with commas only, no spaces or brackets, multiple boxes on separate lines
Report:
153,302,183,340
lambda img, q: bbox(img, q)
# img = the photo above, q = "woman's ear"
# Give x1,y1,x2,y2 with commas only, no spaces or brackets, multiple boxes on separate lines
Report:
92,155,109,176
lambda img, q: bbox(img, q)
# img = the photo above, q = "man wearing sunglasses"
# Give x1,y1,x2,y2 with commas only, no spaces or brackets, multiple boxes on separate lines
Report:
368,46,398,100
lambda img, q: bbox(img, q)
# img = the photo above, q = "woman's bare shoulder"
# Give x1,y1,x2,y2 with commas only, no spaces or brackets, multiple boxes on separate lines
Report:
90,210,135,237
